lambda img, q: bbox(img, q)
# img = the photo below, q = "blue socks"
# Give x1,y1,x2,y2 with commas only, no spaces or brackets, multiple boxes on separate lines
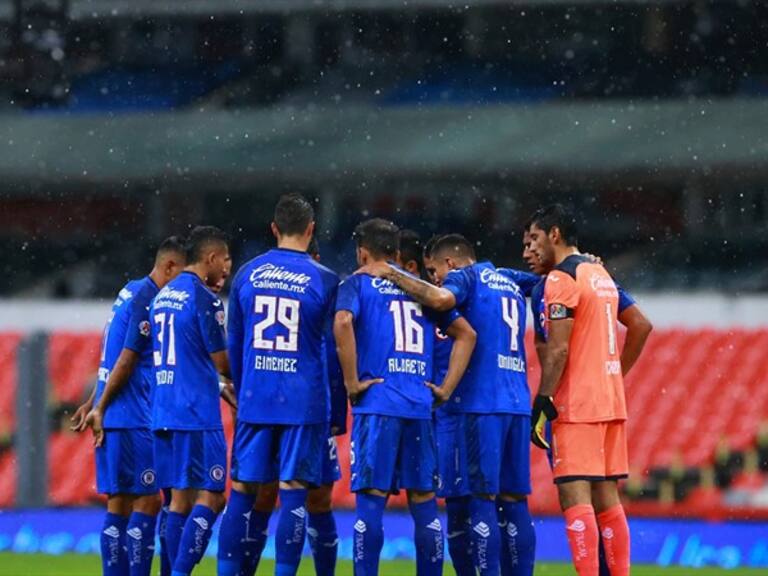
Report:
498,499,535,576
126,511,157,576
307,511,339,576
275,488,308,576
471,497,501,576
446,496,475,576
164,511,187,570
216,490,257,576
171,505,218,576
101,512,129,576
409,498,444,576
242,509,271,576
158,505,172,576
354,493,386,576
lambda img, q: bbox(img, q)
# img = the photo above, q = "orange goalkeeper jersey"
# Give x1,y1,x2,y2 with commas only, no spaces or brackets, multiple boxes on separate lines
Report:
543,254,626,423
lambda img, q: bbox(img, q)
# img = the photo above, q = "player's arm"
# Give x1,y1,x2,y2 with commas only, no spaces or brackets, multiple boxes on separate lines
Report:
333,310,383,401
356,261,456,311
85,348,140,447
618,304,652,376
211,350,231,381
533,333,546,366
426,316,476,406
532,316,572,449
70,385,97,432
226,280,244,395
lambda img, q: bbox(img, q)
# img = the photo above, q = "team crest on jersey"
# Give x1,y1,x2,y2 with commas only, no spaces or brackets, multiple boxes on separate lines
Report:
215,310,226,326
209,465,225,482
139,320,151,337
549,303,569,320
140,469,156,486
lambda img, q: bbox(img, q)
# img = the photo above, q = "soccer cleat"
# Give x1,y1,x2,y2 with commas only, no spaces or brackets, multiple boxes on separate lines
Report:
531,394,558,449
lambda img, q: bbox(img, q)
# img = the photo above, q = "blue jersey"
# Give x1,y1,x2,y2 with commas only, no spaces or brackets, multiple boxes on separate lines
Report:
96,276,158,429
150,271,227,431
336,270,458,420
432,326,454,423
227,248,340,426
530,277,637,342
442,262,529,415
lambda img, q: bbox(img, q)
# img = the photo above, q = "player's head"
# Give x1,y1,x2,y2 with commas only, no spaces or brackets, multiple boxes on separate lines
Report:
352,218,399,265
307,236,321,263
271,193,315,247
429,234,476,283
185,225,232,288
153,235,187,287
528,204,578,270
422,234,443,285
397,229,423,276
522,221,546,275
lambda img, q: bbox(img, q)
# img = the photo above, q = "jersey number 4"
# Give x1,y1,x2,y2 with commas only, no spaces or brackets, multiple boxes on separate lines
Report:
253,296,300,352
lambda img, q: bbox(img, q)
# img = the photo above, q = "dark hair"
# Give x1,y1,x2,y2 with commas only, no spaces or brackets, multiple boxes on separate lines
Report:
353,218,399,259
431,233,476,261
156,235,186,259
185,226,230,264
529,204,579,246
422,234,443,259
307,237,320,258
398,229,422,272
274,193,314,236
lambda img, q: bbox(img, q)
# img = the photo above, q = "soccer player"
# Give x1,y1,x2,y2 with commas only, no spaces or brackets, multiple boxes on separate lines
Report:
81,237,186,576
151,225,232,576
522,223,651,576
336,219,476,576
217,194,340,576
222,235,346,576
398,229,423,276
527,204,651,576
359,234,538,576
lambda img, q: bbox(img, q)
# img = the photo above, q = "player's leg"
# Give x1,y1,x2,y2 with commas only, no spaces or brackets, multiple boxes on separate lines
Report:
402,418,444,576
592,421,630,576
465,414,502,576
274,422,326,576
306,436,341,576
435,411,473,576
351,414,396,576
551,421,602,576
153,430,192,568
240,482,279,576
498,415,535,576
96,429,134,576
125,428,162,576
158,488,173,576
172,430,227,576
218,421,276,576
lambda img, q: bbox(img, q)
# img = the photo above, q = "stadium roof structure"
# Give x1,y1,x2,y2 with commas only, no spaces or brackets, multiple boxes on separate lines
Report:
0,0,738,20
1,98,766,189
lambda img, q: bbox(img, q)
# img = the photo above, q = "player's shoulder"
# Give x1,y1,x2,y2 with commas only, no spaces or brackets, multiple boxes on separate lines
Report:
553,254,593,279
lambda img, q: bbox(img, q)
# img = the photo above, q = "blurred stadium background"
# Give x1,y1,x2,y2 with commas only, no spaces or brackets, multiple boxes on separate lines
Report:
0,0,767,572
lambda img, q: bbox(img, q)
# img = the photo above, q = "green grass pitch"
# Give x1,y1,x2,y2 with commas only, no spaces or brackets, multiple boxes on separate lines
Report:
0,555,763,575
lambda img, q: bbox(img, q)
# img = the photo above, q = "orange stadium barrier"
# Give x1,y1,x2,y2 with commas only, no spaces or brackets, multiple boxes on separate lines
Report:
2,328,767,514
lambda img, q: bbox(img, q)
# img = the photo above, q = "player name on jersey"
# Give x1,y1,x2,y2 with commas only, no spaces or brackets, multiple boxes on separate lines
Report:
254,355,298,373
497,353,526,372
388,357,427,376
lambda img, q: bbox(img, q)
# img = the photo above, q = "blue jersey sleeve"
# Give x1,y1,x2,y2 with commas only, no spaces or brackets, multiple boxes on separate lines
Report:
442,268,472,307
123,294,152,353
227,277,244,393
197,291,227,355
616,283,636,313
497,268,540,297
335,275,361,317
425,306,461,334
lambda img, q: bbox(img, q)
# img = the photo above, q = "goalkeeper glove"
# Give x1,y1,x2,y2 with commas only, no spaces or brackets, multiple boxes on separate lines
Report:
531,394,558,450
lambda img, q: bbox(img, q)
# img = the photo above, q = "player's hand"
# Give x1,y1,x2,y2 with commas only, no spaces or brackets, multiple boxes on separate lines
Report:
425,382,451,408
531,395,558,450
69,400,93,432
345,378,383,403
85,409,105,448
219,381,238,412
355,261,393,278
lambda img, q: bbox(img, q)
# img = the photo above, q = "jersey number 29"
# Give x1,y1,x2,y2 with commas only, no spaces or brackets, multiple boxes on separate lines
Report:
253,296,300,352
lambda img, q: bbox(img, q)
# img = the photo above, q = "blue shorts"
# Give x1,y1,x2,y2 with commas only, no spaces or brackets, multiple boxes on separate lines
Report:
231,421,327,486
350,414,437,493
96,428,157,496
464,413,531,496
153,429,227,492
434,412,471,499
320,436,342,486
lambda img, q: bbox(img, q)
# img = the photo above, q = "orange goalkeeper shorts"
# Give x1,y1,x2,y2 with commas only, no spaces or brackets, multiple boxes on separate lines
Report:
550,420,628,484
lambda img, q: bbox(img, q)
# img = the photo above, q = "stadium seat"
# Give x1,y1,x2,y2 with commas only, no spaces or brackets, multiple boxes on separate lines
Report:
47,332,101,405
0,333,22,436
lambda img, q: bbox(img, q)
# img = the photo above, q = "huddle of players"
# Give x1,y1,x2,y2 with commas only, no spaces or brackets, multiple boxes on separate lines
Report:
74,193,652,576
